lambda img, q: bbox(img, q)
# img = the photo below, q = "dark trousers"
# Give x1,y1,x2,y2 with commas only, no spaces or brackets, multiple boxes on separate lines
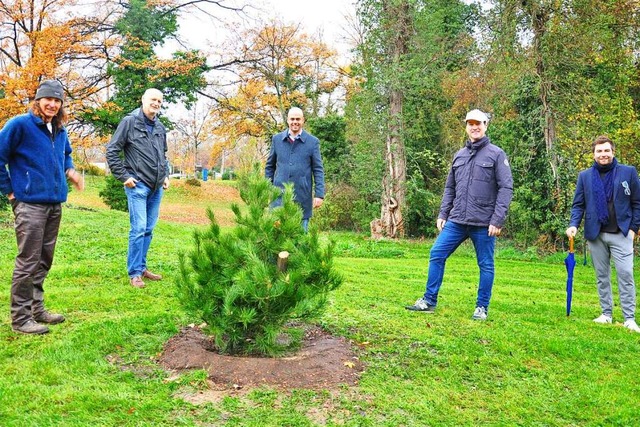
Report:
10,201,62,327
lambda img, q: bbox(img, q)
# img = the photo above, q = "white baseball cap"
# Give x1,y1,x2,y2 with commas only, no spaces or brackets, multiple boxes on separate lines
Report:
465,109,489,123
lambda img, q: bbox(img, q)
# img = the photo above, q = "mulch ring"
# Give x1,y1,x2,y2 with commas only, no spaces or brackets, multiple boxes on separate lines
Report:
157,324,365,393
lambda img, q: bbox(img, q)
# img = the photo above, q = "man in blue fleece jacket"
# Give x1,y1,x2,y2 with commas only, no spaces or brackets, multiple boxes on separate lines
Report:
566,135,640,333
0,79,84,335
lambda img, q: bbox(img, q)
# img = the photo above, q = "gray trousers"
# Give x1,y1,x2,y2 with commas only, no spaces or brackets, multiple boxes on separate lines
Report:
10,201,62,327
588,231,637,320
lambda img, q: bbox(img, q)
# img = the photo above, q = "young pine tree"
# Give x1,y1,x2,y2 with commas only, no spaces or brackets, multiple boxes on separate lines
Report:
99,174,128,212
176,167,342,356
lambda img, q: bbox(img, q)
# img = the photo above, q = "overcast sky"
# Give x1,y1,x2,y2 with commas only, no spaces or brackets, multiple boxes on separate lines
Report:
262,0,355,50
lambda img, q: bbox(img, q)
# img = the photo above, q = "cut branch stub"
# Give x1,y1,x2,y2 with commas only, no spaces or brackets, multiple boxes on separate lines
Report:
277,251,289,272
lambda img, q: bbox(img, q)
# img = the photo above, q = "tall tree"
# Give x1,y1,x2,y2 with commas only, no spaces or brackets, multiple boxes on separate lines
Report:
82,0,208,135
475,0,640,247
375,0,411,238
204,20,344,157
0,0,110,124
348,0,473,237
172,101,216,175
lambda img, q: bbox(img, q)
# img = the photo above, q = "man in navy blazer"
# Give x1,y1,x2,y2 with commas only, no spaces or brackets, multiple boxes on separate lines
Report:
567,135,640,332
265,107,325,231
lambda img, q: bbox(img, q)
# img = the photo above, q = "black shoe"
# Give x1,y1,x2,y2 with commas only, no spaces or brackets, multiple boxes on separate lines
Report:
13,319,49,335
34,311,65,325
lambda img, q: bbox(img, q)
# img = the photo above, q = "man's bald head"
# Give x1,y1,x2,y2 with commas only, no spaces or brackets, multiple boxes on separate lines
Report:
141,88,164,119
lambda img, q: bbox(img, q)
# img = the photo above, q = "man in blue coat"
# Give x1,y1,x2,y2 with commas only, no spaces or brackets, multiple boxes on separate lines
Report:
265,107,325,231
566,135,640,333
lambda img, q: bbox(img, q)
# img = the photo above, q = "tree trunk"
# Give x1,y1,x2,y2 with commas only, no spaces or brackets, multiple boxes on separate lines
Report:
378,93,407,239
529,2,560,193
373,0,410,240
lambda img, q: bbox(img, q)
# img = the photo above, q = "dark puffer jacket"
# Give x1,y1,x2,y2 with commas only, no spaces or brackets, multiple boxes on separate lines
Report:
439,137,513,227
106,108,169,191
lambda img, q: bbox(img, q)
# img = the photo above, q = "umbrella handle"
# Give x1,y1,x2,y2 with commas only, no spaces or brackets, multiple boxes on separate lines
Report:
569,236,574,253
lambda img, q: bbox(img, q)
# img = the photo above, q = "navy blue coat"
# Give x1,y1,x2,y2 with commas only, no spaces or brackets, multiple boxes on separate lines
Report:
265,129,325,219
439,137,513,227
569,163,640,241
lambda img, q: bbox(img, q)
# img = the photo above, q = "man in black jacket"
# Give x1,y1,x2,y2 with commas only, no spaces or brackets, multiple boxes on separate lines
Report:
106,88,169,288
405,109,513,320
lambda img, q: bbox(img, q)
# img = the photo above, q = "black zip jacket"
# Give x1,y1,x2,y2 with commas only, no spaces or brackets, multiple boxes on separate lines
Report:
106,108,169,191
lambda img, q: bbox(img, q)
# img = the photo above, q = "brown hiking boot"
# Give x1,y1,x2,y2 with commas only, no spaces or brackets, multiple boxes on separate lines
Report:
130,276,145,288
34,311,65,325
142,270,162,281
13,319,49,335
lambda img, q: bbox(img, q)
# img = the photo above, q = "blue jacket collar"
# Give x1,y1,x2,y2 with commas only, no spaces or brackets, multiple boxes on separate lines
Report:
28,110,46,126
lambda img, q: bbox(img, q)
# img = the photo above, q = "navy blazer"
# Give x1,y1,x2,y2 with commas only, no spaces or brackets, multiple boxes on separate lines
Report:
265,129,325,219
569,163,640,241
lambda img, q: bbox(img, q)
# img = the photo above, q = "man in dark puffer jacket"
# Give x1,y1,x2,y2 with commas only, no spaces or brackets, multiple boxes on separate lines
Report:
405,109,513,321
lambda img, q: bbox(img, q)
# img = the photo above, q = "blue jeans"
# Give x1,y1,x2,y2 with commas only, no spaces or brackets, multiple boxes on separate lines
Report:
125,182,163,278
423,221,496,309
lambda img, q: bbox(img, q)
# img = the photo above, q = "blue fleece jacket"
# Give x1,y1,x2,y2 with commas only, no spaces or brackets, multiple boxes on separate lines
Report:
0,111,74,203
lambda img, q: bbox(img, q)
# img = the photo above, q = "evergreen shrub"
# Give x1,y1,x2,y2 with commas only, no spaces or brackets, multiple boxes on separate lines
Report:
176,166,343,356
222,170,235,180
99,174,128,212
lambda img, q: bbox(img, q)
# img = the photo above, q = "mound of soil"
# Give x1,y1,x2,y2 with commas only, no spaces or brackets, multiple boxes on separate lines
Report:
158,325,364,392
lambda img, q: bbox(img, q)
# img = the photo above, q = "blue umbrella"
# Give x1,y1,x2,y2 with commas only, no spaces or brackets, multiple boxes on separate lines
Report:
564,236,576,316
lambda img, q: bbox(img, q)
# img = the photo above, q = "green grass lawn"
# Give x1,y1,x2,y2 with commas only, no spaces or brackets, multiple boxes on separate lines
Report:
0,180,639,426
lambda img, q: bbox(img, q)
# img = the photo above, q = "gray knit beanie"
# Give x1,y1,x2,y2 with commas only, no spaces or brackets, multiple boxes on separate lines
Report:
35,80,64,103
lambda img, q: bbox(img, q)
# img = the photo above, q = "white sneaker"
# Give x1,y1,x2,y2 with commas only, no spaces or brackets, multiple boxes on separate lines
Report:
472,306,488,321
593,314,612,324
623,319,640,333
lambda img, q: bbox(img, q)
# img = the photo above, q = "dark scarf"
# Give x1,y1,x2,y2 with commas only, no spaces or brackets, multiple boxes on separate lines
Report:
465,136,489,155
143,114,156,133
592,158,617,224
